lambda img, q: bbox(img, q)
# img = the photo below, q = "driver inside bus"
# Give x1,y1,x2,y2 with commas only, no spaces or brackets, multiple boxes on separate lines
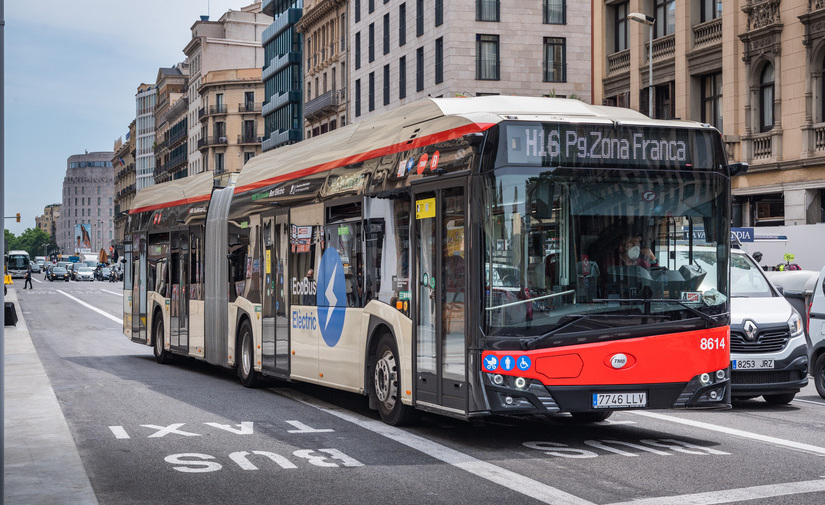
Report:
616,234,658,269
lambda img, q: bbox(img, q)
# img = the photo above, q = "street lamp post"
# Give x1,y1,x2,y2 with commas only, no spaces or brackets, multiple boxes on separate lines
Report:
628,12,655,117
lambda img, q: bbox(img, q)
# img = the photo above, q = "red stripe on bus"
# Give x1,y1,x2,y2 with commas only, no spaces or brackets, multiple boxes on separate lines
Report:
482,326,730,385
129,193,211,215
233,122,496,195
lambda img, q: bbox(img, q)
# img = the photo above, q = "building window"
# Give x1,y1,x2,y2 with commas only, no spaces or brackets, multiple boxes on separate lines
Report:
416,47,424,91
399,56,407,99
355,32,361,69
615,2,628,52
383,14,390,55
760,64,775,132
476,34,499,80
435,37,443,84
654,0,675,38
384,64,391,105
355,0,361,23
369,0,375,14
477,0,499,22
417,0,424,36
399,3,407,46
355,79,362,117
369,72,375,111
215,153,224,173
544,0,565,24
435,0,443,26
543,37,566,82
701,72,723,131
701,0,722,22
369,23,375,62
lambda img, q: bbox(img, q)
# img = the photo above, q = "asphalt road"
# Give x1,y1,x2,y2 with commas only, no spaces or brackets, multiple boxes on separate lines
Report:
17,277,825,505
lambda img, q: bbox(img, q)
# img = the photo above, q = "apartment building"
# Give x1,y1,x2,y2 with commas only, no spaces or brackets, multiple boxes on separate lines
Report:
349,0,591,122
261,0,305,151
154,64,189,184
135,83,157,191
594,0,825,226
184,3,269,173
296,0,348,139
57,152,115,256
113,120,137,252
198,68,266,174
35,204,60,243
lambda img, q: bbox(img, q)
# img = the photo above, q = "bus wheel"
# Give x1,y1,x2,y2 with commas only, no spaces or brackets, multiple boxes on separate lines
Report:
238,320,259,388
570,411,613,423
153,316,169,364
373,334,416,426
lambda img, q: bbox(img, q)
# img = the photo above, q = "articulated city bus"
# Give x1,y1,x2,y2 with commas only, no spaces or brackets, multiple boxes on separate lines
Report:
124,96,736,424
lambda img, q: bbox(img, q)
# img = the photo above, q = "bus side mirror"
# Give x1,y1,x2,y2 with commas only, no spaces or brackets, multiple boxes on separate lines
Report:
728,162,748,177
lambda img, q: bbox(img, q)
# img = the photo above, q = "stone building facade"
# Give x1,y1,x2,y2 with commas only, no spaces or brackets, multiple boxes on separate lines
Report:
57,152,115,256
113,121,136,254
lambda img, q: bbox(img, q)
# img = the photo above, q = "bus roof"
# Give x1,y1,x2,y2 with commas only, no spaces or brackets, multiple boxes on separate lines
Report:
129,169,215,215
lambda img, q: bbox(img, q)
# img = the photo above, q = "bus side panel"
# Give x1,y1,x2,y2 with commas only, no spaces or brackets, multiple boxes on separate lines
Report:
317,308,364,393
146,292,169,349
230,298,263,370
189,300,205,358
227,303,239,367
482,326,730,385
290,306,320,384
364,301,414,405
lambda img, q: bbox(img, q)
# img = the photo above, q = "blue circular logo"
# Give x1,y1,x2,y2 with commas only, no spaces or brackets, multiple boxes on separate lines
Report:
500,355,516,371
316,248,347,347
516,356,532,371
483,355,498,371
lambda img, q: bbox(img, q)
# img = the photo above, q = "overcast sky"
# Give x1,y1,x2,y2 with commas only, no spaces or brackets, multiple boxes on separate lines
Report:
4,0,253,236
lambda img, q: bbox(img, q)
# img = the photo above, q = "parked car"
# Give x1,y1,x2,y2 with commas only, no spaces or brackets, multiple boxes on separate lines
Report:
808,266,825,398
75,267,95,282
729,249,808,404
48,267,70,282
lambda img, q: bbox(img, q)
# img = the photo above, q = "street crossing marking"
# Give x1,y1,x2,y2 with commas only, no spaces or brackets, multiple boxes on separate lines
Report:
56,289,123,325
607,478,825,505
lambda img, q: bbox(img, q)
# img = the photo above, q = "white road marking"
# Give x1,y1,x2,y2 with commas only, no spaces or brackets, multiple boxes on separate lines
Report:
607,478,825,505
276,389,593,505
794,398,825,407
100,289,124,296
627,410,825,457
56,289,123,325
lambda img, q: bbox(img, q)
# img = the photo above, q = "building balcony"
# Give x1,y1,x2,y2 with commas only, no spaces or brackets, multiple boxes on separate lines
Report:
262,90,302,117
262,7,303,44
606,49,630,76
238,102,262,113
644,34,676,63
262,129,302,151
693,17,722,49
238,134,265,145
263,51,302,81
304,88,345,120
198,136,229,150
199,104,227,123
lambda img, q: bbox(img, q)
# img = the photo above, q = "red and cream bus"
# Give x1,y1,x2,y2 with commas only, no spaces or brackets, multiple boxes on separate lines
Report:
124,96,737,424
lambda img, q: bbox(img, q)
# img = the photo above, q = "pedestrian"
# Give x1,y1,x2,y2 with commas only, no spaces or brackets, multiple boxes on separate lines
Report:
23,266,33,289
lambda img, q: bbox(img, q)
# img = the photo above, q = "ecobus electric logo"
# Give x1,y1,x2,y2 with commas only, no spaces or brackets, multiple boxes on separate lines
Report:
315,248,347,347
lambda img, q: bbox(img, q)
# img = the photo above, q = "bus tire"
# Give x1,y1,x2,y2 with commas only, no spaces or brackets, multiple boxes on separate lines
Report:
570,411,613,423
153,315,169,364
238,320,260,388
373,333,416,426
814,353,825,399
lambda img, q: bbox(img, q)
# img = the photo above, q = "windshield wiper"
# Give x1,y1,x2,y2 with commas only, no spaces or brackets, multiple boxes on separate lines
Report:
520,313,667,351
592,298,718,326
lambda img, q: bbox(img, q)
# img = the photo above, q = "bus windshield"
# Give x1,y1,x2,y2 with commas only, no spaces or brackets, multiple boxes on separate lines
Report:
482,165,729,340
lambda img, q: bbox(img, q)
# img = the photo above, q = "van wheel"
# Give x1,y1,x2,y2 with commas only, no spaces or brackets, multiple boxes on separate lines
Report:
373,334,416,426
237,320,259,388
815,354,825,399
153,316,169,364
764,393,795,405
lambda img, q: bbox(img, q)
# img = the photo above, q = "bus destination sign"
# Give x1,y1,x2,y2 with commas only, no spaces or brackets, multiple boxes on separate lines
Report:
503,123,709,169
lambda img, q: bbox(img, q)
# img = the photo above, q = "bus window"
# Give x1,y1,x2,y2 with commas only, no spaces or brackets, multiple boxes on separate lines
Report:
290,224,318,306
325,202,363,308
364,194,411,316
148,234,169,297
228,231,249,302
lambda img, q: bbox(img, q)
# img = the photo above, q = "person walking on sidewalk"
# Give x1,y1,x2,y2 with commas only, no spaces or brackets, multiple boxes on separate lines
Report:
23,266,33,289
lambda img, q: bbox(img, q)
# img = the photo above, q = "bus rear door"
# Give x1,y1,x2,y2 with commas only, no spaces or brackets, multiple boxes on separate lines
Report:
261,212,290,376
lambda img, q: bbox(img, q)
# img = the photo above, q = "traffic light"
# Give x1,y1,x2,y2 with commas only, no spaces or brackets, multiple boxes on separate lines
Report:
15,213,20,223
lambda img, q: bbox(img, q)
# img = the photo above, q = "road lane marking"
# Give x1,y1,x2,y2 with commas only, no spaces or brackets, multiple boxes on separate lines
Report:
100,289,123,296
275,389,593,505
608,478,825,505
794,398,825,407
627,410,825,457
56,289,123,325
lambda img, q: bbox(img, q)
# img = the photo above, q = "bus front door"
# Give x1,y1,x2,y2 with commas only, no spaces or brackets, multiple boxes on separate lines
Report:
170,230,189,352
132,233,148,344
261,213,290,377
414,185,467,414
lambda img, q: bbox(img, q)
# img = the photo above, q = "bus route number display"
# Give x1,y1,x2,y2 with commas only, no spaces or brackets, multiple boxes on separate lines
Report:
505,124,693,169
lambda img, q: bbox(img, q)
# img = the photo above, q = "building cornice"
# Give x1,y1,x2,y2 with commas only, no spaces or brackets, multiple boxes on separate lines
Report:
295,0,346,33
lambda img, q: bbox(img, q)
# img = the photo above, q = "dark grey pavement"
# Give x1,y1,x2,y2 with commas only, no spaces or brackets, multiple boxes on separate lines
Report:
4,287,98,505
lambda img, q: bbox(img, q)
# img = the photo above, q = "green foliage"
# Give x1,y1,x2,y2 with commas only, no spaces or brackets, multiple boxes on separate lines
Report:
4,228,51,257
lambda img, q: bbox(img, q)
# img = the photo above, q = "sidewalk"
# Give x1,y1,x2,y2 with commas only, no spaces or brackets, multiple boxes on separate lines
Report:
4,288,98,504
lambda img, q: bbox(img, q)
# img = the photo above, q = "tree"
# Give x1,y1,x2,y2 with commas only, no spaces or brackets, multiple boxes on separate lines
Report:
6,228,51,258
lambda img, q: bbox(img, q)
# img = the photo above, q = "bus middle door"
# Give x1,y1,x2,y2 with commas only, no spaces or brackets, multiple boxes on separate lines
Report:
413,185,467,414
261,212,290,377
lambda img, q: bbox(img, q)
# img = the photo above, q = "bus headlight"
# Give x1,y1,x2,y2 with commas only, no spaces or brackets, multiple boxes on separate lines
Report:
700,373,711,385
715,369,726,381
514,377,527,389
492,374,504,386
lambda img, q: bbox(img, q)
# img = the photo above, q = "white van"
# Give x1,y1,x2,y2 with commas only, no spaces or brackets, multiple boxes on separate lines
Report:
729,249,808,403
807,266,825,397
